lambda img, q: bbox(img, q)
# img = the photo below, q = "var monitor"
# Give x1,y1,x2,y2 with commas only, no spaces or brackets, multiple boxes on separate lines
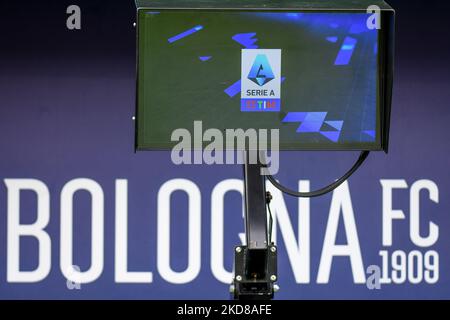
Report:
135,1,394,151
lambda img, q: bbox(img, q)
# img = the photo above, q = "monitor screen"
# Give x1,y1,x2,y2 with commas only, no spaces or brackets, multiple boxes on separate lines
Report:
136,10,381,151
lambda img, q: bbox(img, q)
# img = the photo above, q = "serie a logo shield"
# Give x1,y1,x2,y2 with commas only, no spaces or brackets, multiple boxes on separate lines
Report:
241,49,282,112
247,54,275,87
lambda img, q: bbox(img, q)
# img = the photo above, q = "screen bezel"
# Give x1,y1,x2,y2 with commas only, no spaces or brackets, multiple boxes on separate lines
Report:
136,8,394,152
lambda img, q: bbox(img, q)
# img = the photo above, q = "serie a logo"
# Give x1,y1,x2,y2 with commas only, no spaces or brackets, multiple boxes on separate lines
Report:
241,49,282,112
247,54,275,87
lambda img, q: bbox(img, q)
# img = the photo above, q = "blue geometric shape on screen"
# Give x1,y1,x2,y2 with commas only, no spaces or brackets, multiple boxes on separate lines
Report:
232,33,259,49
248,54,275,86
326,36,338,43
283,112,327,127
286,13,303,19
146,11,160,15
283,112,307,123
330,23,339,29
320,131,341,142
349,22,367,34
199,56,212,62
363,130,376,138
168,25,203,43
297,121,323,133
305,112,327,122
320,122,337,132
335,37,357,65
325,121,344,131
374,42,378,55
297,112,328,133
342,44,355,50
282,112,344,143
224,80,241,98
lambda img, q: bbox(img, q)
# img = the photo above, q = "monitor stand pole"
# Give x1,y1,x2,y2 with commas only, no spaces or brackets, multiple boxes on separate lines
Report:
232,151,277,300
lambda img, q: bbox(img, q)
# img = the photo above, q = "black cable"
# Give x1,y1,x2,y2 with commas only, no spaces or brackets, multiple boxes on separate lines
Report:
265,151,370,198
